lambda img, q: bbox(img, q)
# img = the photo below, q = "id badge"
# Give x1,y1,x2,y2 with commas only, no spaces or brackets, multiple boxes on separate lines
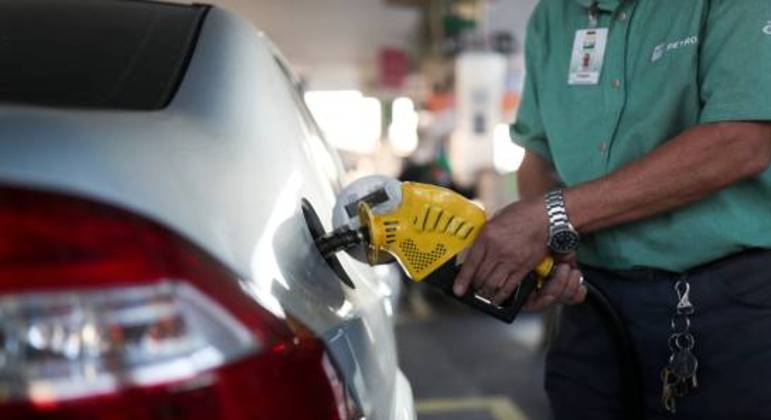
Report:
568,28,608,85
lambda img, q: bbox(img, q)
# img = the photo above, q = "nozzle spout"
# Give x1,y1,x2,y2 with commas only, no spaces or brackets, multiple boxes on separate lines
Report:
314,227,368,258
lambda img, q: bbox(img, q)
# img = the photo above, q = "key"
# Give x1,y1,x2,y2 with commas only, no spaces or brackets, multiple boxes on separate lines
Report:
672,380,686,398
669,348,699,384
660,368,677,414
662,384,676,413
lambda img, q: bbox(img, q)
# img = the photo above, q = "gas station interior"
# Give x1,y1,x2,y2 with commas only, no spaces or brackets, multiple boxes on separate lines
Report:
3,0,546,419
233,1,549,418
7,1,771,419
234,0,536,209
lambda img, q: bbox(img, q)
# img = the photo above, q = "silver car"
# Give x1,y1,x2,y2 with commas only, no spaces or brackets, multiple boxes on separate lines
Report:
0,1,415,419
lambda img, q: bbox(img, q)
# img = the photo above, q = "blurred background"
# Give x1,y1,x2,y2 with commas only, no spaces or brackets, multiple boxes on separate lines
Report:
184,1,546,418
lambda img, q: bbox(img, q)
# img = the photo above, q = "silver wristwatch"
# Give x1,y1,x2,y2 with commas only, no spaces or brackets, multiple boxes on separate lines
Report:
545,189,580,254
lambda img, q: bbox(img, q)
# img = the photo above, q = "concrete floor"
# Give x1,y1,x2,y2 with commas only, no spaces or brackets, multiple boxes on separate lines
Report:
395,287,553,420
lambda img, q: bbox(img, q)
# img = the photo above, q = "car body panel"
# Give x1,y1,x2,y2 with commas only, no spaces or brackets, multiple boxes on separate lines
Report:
0,6,412,420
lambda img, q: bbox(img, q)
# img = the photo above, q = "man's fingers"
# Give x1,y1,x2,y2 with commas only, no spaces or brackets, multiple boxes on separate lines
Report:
523,265,589,311
559,269,582,303
472,261,493,291
524,289,555,312
542,263,570,300
492,270,526,305
523,289,539,311
555,252,578,268
524,278,558,311
453,244,486,296
567,285,588,305
473,255,500,290
472,257,498,297
477,263,510,297
523,263,570,311
577,285,587,303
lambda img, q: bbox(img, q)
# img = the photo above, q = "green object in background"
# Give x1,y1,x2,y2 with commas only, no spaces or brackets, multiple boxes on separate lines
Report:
511,0,771,272
442,14,476,38
436,154,452,174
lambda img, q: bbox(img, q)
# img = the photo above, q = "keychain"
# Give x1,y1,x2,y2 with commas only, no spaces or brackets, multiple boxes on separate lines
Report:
660,276,699,413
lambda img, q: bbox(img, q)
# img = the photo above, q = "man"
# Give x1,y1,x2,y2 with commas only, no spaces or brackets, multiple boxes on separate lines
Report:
453,0,771,418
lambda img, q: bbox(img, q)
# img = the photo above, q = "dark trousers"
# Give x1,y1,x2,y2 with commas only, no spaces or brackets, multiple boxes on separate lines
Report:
545,249,771,420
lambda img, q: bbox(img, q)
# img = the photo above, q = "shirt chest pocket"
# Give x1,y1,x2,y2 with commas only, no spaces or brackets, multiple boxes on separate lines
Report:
539,79,610,185
626,34,702,130
631,31,702,99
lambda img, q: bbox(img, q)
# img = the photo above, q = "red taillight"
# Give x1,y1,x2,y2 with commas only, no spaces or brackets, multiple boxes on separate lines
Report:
0,187,354,419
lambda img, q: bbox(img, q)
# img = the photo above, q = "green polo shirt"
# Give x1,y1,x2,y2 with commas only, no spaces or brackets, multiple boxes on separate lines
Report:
512,0,771,271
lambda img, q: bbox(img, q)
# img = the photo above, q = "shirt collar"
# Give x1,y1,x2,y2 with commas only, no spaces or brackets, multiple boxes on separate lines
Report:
574,0,626,12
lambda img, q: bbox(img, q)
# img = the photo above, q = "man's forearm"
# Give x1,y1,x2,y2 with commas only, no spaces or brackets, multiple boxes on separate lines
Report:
564,122,771,233
517,152,560,200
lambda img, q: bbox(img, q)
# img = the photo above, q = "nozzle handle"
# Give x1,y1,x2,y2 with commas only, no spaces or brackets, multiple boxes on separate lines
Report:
423,261,542,323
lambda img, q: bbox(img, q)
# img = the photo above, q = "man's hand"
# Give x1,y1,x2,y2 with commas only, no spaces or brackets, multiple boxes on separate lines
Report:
452,199,549,305
452,198,587,308
524,254,586,311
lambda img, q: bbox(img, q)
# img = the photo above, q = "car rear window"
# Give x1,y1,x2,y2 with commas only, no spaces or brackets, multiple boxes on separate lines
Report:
0,0,208,110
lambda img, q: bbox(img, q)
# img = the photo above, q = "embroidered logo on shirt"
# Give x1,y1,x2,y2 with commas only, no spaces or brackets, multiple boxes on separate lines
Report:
651,36,699,62
651,45,666,62
764,21,771,35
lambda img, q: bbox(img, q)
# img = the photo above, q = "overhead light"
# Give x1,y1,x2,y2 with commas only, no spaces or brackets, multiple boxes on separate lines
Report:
388,97,419,157
304,91,382,155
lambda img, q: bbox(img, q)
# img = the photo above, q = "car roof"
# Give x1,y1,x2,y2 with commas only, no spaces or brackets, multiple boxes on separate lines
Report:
0,0,209,110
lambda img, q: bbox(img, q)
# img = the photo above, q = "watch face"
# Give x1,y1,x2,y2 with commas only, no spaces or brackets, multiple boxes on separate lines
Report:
550,229,579,253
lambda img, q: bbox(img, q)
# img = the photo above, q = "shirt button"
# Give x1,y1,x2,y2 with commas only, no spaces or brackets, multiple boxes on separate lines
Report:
598,142,608,153
618,12,628,21
612,79,622,89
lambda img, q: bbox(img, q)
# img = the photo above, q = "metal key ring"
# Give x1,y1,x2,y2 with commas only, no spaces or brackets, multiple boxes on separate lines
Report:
668,334,679,353
670,314,691,332
667,332,695,352
675,333,695,351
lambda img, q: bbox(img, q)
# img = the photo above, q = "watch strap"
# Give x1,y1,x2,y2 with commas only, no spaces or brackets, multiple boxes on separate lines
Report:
545,189,571,230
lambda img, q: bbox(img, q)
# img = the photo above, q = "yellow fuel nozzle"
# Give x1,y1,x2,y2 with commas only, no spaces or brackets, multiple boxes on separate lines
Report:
358,182,554,284
358,182,486,281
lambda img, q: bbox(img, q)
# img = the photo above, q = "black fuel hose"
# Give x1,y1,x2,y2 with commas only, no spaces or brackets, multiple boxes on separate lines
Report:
583,282,645,420
426,264,646,417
